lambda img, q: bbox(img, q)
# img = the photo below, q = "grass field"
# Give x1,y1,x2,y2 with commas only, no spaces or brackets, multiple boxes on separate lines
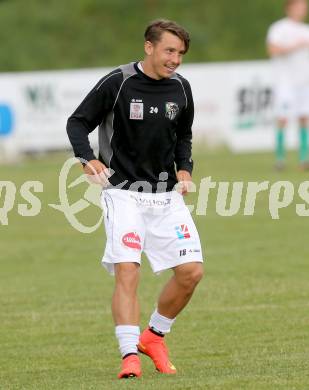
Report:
1,149,309,389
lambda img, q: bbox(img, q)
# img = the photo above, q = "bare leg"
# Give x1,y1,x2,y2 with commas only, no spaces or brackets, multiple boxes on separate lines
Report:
137,262,203,374
157,262,203,319
299,117,308,128
112,262,140,325
277,118,288,128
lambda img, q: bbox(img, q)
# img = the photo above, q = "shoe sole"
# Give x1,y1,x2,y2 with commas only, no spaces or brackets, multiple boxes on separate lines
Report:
119,373,138,379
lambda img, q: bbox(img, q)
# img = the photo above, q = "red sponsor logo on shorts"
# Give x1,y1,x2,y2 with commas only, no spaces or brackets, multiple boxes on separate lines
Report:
122,232,141,250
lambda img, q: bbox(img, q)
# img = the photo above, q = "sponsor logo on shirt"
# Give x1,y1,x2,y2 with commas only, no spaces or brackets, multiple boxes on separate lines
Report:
130,99,143,120
122,231,141,250
165,102,179,120
129,194,171,207
175,224,191,239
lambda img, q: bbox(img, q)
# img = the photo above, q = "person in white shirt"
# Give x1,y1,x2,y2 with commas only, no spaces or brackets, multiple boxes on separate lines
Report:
267,0,309,169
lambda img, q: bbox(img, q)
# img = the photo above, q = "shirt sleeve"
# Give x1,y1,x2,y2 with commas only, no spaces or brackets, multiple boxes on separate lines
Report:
175,79,194,174
66,70,121,163
266,23,285,46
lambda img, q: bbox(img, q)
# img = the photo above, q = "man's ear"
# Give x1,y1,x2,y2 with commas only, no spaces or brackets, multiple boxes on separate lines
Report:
144,40,154,56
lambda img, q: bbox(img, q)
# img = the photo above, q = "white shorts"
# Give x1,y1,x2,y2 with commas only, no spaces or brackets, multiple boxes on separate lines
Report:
273,83,309,118
101,189,203,275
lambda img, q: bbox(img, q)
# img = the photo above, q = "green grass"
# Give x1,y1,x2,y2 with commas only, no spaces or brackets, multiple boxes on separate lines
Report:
1,149,309,389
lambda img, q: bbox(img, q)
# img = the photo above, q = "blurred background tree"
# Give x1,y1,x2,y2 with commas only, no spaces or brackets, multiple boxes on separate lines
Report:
0,0,289,71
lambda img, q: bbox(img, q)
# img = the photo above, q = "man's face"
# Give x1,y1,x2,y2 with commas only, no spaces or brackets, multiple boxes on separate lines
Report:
287,0,308,21
144,31,186,79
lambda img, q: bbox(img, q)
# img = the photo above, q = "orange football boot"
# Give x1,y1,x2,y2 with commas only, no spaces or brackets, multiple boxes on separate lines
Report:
138,328,177,374
117,354,142,379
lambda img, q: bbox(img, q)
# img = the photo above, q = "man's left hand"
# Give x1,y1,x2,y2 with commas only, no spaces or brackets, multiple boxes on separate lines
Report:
176,170,192,195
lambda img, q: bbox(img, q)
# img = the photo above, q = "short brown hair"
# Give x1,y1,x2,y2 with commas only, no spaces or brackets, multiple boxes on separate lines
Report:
144,19,190,53
285,0,306,7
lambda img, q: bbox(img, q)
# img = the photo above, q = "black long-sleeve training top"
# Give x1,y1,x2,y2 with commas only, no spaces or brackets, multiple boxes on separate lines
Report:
67,62,194,192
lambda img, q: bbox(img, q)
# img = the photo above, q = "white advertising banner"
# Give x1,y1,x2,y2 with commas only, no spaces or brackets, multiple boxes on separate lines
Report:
0,61,299,155
181,61,299,152
0,68,111,155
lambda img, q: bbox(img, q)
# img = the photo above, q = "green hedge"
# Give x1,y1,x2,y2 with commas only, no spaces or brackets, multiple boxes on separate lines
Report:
0,0,289,71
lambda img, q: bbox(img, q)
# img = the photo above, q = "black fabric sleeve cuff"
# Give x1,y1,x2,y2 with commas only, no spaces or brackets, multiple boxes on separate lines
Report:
77,152,97,167
176,160,193,175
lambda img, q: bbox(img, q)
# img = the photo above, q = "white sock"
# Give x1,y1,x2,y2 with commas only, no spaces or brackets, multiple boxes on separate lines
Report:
115,325,140,358
149,309,176,335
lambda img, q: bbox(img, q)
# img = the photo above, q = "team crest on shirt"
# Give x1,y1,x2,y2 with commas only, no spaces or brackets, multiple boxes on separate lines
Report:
130,99,144,120
165,102,179,120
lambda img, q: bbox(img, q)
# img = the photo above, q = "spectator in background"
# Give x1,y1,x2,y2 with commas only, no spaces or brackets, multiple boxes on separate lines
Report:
267,0,309,170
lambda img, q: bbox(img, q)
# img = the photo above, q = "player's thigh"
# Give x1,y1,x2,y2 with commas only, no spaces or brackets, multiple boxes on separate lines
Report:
101,189,145,264
273,85,295,119
144,192,203,273
296,85,309,119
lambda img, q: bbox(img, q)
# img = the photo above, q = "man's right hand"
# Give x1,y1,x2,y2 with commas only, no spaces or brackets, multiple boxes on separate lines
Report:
83,159,111,186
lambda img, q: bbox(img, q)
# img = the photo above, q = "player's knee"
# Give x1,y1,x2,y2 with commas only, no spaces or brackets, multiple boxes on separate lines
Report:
299,116,308,127
176,263,204,291
189,264,204,286
277,118,287,128
114,262,140,292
